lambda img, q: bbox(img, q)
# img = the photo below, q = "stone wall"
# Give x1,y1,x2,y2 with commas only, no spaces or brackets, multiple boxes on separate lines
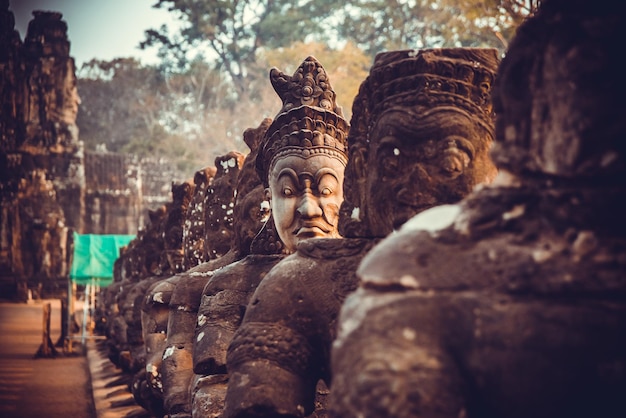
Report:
0,7,80,299
0,4,185,300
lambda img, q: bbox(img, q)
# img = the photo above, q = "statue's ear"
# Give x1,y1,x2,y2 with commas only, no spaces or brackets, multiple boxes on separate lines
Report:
264,187,272,202
338,142,369,237
351,145,368,191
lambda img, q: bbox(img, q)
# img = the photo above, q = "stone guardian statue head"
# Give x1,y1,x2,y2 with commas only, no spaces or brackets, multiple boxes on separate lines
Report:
339,48,500,238
256,56,350,253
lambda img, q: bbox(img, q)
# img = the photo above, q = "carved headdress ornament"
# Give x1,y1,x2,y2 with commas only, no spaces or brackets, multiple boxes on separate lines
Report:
256,56,349,186
363,48,499,133
339,48,500,238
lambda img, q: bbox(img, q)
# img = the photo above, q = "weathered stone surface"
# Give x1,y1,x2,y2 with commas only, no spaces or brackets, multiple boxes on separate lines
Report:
225,238,375,417
194,253,284,374
0,0,22,153
105,205,168,368
117,180,194,412
223,49,499,418
195,57,348,418
142,274,177,402
338,48,499,238
254,56,349,254
331,1,626,417
0,8,81,299
0,5,188,300
139,164,216,402
183,166,217,269
162,121,269,418
203,152,245,260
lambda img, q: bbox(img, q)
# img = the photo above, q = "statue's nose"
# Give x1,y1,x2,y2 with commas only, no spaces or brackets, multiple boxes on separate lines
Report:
297,193,323,218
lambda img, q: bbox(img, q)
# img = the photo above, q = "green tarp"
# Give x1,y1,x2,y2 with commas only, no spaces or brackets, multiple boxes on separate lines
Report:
70,233,135,285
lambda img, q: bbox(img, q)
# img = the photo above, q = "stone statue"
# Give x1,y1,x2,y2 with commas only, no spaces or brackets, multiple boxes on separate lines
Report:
139,169,217,414
106,205,167,369
140,165,216,406
0,0,22,152
128,180,194,414
16,169,68,285
331,1,626,417
192,56,349,418
1,7,83,299
183,166,218,269
185,118,273,417
22,11,80,149
255,55,349,253
223,48,499,418
160,130,261,417
142,151,243,417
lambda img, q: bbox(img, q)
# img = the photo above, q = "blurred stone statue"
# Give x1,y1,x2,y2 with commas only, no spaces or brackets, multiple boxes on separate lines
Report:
142,151,243,417
22,11,80,148
161,128,261,418
193,56,349,417
223,48,499,418
190,118,276,417
140,165,216,413
331,1,626,417
129,179,194,415
183,166,218,269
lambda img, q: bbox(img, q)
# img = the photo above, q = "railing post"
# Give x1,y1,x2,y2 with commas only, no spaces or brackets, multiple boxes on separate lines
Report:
34,302,58,358
55,298,68,347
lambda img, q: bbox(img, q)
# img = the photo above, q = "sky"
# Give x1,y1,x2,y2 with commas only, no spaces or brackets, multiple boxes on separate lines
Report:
9,0,181,67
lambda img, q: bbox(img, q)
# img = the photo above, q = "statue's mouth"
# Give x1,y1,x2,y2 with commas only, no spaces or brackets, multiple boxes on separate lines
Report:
294,220,333,237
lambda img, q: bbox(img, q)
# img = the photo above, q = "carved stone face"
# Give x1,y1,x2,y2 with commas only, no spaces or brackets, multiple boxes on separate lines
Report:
60,84,81,125
365,108,497,236
51,66,81,125
267,154,345,252
233,185,266,254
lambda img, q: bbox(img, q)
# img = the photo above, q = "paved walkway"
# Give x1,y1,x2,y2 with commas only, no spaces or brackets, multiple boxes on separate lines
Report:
0,300,95,418
0,299,155,418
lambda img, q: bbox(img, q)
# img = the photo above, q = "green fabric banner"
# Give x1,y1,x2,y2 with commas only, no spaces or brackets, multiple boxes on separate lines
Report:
70,233,135,285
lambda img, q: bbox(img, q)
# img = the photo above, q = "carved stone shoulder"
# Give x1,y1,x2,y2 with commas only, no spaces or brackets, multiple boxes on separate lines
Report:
359,186,626,296
296,237,377,259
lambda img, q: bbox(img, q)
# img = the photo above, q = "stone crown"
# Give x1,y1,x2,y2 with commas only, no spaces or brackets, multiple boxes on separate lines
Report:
257,56,349,186
366,48,499,131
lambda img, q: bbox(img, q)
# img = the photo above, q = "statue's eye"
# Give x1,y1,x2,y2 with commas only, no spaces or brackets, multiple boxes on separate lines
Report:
283,187,293,197
379,150,400,177
317,173,339,197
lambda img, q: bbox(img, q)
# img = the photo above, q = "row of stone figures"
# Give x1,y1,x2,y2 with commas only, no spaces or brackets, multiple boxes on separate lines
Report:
96,1,626,417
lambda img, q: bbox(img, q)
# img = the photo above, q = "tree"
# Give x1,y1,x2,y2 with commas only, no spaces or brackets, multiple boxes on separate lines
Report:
141,0,339,97
333,0,541,57
76,58,243,175
77,1,542,178
77,58,167,153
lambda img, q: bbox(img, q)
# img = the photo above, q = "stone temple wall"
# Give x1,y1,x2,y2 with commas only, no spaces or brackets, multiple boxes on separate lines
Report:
0,4,182,300
84,151,142,235
0,6,81,299
83,152,180,235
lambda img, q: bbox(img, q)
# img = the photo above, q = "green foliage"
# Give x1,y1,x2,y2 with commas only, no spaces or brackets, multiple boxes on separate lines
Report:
76,57,246,177
77,58,166,154
334,0,540,57
143,0,338,96
77,1,540,179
